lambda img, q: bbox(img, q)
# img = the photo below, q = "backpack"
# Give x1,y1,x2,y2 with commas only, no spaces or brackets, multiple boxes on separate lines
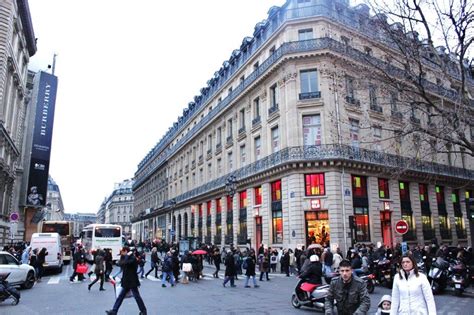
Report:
242,257,248,269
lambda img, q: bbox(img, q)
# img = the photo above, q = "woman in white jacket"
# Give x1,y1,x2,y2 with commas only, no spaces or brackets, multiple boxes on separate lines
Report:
390,254,436,315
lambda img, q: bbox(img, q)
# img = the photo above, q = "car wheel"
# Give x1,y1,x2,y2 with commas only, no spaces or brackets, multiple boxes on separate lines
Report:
21,271,35,289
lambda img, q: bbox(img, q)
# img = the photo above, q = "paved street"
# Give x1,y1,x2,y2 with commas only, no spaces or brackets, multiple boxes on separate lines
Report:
1,262,474,315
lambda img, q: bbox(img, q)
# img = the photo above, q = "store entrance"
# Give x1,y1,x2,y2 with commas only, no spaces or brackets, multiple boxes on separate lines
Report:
305,211,330,247
380,211,392,248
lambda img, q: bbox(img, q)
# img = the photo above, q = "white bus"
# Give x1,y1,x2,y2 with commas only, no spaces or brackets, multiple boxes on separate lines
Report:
81,224,122,260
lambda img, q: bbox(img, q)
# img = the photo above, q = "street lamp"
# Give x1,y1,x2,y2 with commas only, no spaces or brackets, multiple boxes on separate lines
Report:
225,175,238,197
169,198,177,242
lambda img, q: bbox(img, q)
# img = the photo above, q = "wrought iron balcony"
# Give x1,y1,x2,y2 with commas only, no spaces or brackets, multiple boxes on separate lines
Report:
252,116,261,127
185,165,189,173
268,105,279,116
214,234,222,245
215,143,222,152
226,136,233,145
238,126,246,135
191,160,196,169
345,96,360,106
207,149,212,156
391,111,403,120
225,234,233,245
205,236,212,244
198,155,204,165
370,105,383,113
299,91,321,100
237,233,248,245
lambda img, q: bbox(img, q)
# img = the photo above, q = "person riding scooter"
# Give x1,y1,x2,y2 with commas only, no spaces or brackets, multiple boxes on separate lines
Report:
296,255,323,300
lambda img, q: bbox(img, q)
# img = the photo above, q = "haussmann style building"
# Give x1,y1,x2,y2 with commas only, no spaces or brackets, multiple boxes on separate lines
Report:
131,0,474,254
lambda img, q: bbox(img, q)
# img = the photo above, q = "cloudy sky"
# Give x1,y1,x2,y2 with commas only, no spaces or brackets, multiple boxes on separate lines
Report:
27,0,286,213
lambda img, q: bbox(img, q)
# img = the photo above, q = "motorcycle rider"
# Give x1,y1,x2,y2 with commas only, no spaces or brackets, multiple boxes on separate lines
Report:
296,255,323,300
325,259,370,315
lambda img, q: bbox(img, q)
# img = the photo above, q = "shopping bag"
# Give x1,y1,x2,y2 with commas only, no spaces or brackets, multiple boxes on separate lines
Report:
111,278,133,299
76,263,88,274
182,263,192,272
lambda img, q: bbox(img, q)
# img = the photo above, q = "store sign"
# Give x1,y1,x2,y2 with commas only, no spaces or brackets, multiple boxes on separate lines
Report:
383,201,391,210
310,199,321,210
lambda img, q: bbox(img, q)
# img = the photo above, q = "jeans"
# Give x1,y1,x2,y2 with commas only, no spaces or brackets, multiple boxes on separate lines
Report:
111,287,146,314
244,275,257,287
137,265,145,277
161,271,175,286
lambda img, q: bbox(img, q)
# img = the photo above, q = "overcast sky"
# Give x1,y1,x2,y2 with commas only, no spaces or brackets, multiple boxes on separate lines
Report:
27,0,285,213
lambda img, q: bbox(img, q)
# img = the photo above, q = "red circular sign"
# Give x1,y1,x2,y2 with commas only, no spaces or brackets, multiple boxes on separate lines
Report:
395,220,409,235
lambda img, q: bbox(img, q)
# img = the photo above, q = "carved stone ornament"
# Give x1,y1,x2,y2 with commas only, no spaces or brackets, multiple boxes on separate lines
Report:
279,72,297,85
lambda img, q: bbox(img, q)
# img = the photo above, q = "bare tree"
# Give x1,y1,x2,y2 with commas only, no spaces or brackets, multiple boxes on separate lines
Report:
362,0,474,158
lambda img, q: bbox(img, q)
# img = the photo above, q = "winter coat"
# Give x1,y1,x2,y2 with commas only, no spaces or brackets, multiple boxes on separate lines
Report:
37,249,48,265
325,275,370,315
259,254,269,272
224,253,236,277
118,253,140,289
94,254,105,274
299,261,323,285
162,255,173,272
390,270,436,315
375,294,391,315
245,256,256,277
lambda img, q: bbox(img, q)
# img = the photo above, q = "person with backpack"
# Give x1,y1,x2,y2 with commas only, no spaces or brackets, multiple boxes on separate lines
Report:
244,250,259,288
322,247,333,277
161,251,175,288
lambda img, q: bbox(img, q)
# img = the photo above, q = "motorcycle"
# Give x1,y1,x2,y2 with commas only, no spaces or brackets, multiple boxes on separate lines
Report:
372,257,394,288
359,273,376,294
428,257,449,294
449,259,470,296
0,273,20,305
291,281,329,312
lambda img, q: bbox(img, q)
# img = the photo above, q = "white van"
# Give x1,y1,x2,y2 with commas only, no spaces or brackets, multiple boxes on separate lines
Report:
30,232,63,273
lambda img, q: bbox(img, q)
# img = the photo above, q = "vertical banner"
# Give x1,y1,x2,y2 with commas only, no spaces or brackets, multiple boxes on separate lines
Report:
26,71,58,207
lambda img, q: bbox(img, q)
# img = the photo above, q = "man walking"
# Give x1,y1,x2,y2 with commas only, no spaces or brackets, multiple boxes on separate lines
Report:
161,251,175,288
325,259,370,315
106,247,147,315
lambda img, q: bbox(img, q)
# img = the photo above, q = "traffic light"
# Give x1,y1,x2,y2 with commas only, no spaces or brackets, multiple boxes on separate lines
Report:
468,198,474,220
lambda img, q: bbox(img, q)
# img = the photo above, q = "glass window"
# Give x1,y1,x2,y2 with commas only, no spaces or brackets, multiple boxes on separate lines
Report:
239,108,245,129
227,196,233,213
399,181,410,201
346,76,354,98
272,210,283,243
253,97,260,119
300,69,318,94
227,118,233,137
303,115,321,146
352,175,367,198
350,119,359,147
305,173,325,196
270,84,278,107
216,199,222,214
254,136,261,160
271,180,282,201
228,152,233,171
271,126,280,152
239,191,247,209
94,227,121,238
436,186,445,204
378,178,390,199
354,207,370,242
254,186,262,206
199,204,203,218
240,144,246,165
207,201,212,216
298,28,313,41
373,126,382,138
419,184,428,201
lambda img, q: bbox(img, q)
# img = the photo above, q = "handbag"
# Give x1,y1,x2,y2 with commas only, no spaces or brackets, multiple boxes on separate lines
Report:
76,263,88,274
115,285,133,299
182,263,192,272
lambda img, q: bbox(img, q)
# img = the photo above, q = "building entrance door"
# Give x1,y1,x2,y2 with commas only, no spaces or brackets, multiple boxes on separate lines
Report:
255,216,262,252
305,211,330,247
380,211,392,248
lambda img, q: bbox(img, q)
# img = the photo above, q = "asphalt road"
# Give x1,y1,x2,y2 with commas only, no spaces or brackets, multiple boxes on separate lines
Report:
1,262,473,315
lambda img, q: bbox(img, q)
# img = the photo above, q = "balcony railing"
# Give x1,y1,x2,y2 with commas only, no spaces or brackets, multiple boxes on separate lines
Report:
252,116,261,127
299,91,321,100
238,126,246,135
226,136,233,145
370,105,383,113
391,110,403,120
163,144,473,208
268,105,279,116
225,234,233,245
345,95,360,106
198,155,204,165
191,160,196,169
136,36,468,188
216,143,222,152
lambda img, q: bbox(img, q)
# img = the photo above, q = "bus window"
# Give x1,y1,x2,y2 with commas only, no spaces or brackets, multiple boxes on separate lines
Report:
94,228,121,238
86,231,93,238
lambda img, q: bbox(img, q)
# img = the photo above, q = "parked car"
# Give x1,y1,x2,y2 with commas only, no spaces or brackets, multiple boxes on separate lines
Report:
0,251,35,289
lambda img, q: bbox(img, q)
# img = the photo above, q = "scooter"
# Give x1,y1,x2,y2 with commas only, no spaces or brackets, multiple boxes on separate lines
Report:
450,259,470,296
0,273,20,305
359,273,376,294
372,257,394,288
428,257,449,294
291,280,329,312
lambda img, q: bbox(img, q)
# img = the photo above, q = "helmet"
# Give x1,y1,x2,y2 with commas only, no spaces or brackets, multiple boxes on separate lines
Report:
310,255,319,262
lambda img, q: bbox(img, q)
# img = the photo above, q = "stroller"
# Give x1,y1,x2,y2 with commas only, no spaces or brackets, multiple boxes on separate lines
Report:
0,273,20,305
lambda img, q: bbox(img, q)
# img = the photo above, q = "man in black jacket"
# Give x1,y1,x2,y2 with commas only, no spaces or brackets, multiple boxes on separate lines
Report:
69,246,86,282
106,247,147,315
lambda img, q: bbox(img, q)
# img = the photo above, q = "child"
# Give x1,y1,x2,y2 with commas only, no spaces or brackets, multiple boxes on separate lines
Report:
376,295,391,315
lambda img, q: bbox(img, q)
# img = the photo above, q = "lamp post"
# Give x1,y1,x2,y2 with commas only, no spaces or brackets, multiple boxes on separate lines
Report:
225,175,238,197
169,198,177,243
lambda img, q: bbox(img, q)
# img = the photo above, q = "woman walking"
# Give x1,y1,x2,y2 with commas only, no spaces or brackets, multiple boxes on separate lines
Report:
259,250,270,281
244,250,259,288
390,253,436,315
223,251,236,287
88,249,106,291
145,247,160,278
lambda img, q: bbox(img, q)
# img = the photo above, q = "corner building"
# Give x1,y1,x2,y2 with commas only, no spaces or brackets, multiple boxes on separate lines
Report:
132,0,474,253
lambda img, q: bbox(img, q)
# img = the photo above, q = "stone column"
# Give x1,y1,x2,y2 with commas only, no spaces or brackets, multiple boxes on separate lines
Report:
410,181,424,244
261,183,271,247
286,173,303,249
326,170,349,254
428,185,441,243
246,188,254,248
367,176,382,244
390,180,403,245
445,187,458,245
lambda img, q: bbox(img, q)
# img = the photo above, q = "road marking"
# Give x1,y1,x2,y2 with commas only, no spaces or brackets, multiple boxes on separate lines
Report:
48,276,60,284
146,275,161,282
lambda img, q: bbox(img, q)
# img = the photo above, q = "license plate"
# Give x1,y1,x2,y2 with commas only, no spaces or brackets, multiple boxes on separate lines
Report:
455,284,461,289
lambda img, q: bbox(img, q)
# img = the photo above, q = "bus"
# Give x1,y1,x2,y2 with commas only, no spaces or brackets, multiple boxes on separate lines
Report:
38,220,74,264
81,224,122,260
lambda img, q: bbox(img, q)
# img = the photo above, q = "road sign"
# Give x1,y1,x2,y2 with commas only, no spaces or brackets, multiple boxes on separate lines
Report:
9,212,19,221
395,220,409,235
401,242,408,255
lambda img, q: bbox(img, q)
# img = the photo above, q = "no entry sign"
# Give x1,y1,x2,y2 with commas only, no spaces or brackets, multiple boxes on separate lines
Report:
395,220,409,235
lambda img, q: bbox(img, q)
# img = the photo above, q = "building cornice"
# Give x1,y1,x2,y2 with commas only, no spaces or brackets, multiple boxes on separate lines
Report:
16,0,36,57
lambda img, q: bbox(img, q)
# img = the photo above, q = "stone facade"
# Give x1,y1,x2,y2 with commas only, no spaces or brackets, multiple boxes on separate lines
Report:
132,0,473,253
103,179,133,237
0,0,36,247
